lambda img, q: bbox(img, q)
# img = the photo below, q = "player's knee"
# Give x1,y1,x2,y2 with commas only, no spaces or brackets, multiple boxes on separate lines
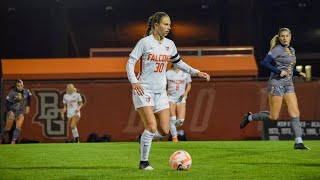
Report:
269,114,279,120
289,111,300,118
70,124,76,129
161,129,169,136
8,112,15,120
146,124,158,133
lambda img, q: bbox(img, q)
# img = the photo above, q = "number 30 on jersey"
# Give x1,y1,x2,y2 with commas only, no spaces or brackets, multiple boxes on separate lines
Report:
154,62,165,72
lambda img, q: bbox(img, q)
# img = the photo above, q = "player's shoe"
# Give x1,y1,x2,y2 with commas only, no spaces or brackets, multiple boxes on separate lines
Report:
294,143,310,150
139,161,154,170
175,119,184,127
172,136,178,142
240,112,252,129
74,137,80,143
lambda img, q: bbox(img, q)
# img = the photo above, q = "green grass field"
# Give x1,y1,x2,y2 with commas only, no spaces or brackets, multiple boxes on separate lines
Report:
0,141,319,179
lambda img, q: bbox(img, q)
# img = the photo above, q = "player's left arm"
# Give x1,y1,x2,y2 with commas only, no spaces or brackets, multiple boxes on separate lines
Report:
76,94,83,113
293,69,306,77
184,82,191,97
170,43,210,81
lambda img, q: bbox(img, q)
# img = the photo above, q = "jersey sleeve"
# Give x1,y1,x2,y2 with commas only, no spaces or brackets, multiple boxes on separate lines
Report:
260,54,281,75
6,90,14,102
126,39,145,84
291,47,295,56
170,41,200,76
268,46,281,59
5,90,15,111
27,89,32,96
129,39,145,61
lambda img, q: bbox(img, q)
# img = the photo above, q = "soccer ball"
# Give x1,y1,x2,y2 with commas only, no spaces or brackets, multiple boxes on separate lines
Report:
169,150,192,170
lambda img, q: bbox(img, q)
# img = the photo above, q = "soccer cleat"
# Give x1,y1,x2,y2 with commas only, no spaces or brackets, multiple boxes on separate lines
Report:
172,136,178,142
175,119,184,127
294,143,310,150
139,162,154,170
74,137,80,143
240,112,252,129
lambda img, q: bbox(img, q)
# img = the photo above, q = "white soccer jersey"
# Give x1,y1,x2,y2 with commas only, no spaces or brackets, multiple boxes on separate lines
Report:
126,35,199,93
167,69,192,98
63,92,82,117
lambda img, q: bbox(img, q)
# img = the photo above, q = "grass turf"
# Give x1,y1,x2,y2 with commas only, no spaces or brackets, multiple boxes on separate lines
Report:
0,141,319,179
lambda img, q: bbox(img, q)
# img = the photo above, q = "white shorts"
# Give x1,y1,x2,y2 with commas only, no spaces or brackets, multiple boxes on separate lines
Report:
168,95,187,104
67,111,81,118
132,90,169,113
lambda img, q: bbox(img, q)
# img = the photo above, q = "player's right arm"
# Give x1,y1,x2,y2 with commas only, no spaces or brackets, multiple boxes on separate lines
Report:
126,39,145,95
261,47,287,77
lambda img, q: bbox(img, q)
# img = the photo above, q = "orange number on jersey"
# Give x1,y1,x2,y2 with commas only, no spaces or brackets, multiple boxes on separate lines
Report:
154,63,164,72
176,84,179,90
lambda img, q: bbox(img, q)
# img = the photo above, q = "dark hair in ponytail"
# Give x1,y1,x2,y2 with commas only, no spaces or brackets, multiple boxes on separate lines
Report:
144,12,168,37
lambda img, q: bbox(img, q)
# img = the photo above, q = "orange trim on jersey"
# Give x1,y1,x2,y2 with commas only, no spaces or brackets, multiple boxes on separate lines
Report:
137,56,143,80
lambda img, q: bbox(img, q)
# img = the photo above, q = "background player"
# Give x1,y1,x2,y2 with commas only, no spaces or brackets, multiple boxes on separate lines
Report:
0,79,32,144
240,28,309,150
61,84,83,143
166,64,192,142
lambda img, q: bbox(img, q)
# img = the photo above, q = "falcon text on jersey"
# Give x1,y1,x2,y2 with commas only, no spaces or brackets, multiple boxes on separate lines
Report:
147,54,170,62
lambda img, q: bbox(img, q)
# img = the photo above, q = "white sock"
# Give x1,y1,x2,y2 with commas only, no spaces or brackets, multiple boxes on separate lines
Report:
170,116,177,137
153,131,163,139
295,137,303,144
140,129,155,161
72,127,79,138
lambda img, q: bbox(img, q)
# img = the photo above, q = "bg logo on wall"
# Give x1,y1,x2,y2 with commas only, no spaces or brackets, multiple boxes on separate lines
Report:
32,89,86,139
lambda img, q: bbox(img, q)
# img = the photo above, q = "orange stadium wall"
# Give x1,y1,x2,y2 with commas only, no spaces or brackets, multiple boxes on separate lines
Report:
1,80,320,143
1,56,257,80
2,56,319,142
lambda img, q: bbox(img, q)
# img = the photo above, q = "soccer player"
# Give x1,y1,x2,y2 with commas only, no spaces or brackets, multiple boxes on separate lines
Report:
166,64,192,142
60,84,83,143
126,12,210,170
0,79,32,144
240,28,309,150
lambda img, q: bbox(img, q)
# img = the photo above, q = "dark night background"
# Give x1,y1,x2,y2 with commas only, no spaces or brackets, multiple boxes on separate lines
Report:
0,0,319,77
